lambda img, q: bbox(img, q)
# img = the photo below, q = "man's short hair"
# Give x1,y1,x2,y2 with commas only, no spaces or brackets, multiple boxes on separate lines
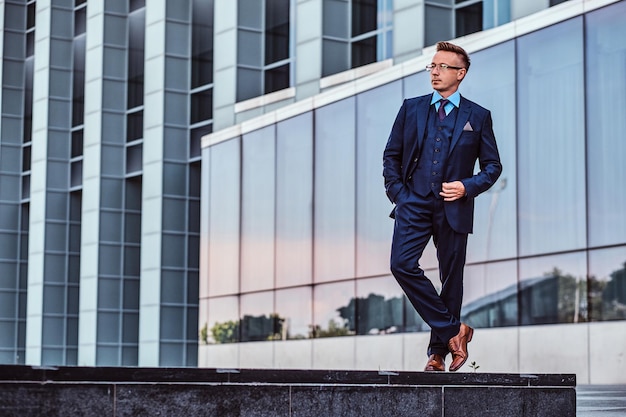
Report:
436,41,471,71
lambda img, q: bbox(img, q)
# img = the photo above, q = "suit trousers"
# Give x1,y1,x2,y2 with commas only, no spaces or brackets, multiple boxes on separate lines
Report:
390,186,468,357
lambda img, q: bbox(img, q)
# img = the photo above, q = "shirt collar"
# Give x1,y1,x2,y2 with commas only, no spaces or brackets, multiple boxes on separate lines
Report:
431,91,461,108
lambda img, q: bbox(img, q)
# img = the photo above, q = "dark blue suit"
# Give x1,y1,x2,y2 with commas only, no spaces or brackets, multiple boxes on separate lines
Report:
383,93,502,357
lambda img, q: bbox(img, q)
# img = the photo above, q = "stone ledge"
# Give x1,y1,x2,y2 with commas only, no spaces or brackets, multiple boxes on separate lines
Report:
0,365,576,417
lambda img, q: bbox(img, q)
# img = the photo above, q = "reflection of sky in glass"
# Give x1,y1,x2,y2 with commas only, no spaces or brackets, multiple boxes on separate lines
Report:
464,260,517,305
240,291,273,318
314,281,355,329
276,113,313,287
520,252,586,282
276,287,312,339
356,275,402,300
589,248,626,282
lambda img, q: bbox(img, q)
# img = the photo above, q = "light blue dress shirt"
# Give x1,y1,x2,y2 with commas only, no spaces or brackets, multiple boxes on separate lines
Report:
431,90,461,116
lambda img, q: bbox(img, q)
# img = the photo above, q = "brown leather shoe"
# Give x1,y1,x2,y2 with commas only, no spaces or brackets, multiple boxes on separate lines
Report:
424,354,445,372
447,323,474,372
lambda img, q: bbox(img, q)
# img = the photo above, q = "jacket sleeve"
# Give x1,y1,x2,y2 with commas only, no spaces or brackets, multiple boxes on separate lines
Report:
383,99,408,203
460,111,502,198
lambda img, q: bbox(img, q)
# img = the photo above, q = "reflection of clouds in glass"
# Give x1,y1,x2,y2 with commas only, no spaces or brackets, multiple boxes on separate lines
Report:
276,287,312,339
464,261,516,305
313,282,354,330
589,248,626,282
241,292,273,318
356,275,402,300
207,296,238,327
520,252,586,283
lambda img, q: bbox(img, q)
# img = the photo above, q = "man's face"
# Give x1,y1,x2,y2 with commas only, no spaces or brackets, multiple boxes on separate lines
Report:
429,50,466,97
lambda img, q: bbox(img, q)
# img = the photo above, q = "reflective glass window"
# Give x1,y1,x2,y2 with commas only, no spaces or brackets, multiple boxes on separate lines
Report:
463,260,518,328
241,126,275,293
208,139,241,296
355,81,401,278
275,113,313,288
355,276,404,335
519,252,587,325
313,281,355,337
240,291,276,342
588,246,626,322
191,0,214,88
206,296,240,344
456,2,482,37
275,287,313,339
517,18,586,256
264,64,290,95
425,6,452,47
585,1,626,247
352,0,377,37
314,98,356,283
265,0,290,64
461,41,517,263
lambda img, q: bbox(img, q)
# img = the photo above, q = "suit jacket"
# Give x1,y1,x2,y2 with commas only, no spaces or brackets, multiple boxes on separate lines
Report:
383,93,502,234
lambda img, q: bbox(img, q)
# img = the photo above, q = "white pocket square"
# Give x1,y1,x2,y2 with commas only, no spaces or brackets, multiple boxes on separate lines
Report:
463,121,473,131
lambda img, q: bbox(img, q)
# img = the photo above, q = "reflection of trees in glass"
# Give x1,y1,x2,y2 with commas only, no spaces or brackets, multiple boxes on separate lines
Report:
204,314,285,344
308,320,351,338
590,261,626,321
519,267,587,325
338,293,404,335
201,262,626,344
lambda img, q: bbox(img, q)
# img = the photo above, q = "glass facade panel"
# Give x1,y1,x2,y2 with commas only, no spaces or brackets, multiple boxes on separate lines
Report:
264,64,290,94
588,246,626,322
323,0,349,38
463,260,518,328
517,18,586,257
355,81,401,277
519,252,587,325
240,291,276,342
355,276,404,335
585,2,626,247
351,36,376,68
265,0,290,64
461,41,516,263
275,114,313,288
425,6,452,47
352,0,377,37
313,281,355,337
241,126,275,293
314,98,356,283
206,296,240,344
127,8,145,109
208,139,240,296
275,287,312,340
455,2,483,37
191,0,214,88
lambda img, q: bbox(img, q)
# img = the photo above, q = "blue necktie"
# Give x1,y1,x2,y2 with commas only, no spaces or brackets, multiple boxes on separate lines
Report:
438,99,449,121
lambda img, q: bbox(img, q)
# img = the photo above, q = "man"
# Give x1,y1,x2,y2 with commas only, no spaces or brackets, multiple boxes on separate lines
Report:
383,41,502,372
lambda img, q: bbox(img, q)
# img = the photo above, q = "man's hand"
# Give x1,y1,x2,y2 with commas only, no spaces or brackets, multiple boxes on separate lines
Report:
440,181,465,202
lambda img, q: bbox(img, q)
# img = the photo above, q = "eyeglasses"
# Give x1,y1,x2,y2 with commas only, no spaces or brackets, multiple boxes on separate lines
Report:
426,63,464,72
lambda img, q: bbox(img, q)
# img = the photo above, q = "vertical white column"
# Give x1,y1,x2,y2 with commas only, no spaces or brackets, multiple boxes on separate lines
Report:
294,0,323,100
393,0,425,63
77,0,105,366
138,0,167,366
212,0,237,130
24,0,51,366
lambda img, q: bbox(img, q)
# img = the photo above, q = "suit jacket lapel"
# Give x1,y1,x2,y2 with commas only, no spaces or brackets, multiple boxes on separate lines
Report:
416,95,430,154
449,97,471,154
